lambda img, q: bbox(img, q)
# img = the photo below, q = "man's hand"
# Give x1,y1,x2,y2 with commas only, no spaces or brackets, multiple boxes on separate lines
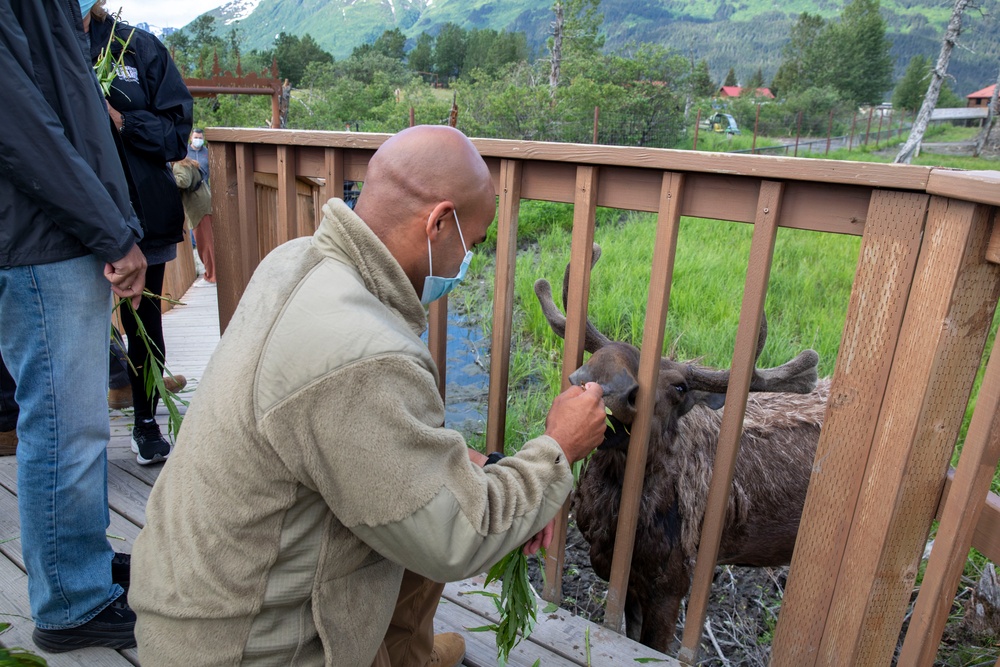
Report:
543,382,606,464
522,519,554,556
105,243,147,308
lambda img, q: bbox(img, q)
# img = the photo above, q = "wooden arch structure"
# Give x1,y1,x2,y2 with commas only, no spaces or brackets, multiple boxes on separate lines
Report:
181,52,285,129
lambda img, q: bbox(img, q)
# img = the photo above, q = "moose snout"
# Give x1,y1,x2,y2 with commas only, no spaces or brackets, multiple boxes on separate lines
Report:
569,366,639,423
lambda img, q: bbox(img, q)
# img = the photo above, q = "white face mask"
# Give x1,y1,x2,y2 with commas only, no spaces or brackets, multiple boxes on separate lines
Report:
190,137,204,149
420,211,473,306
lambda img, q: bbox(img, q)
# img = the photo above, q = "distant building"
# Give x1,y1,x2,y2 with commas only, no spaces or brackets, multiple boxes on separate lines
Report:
967,84,997,108
717,86,775,99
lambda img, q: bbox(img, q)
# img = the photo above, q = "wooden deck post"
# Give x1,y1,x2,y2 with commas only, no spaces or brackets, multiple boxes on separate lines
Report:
679,180,784,664
603,171,685,632
771,190,929,665
212,141,260,332
543,165,600,603
485,159,523,456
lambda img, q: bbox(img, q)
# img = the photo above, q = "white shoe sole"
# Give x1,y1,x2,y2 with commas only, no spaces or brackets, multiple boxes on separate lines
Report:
131,436,170,466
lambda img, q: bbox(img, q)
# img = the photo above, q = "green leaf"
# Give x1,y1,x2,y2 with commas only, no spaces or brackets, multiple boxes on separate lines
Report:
465,624,498,633
542,602,559,613
634,658,670,663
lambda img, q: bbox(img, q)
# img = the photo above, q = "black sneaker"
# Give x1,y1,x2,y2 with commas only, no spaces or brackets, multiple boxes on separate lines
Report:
111,552,130,590
32,595,136,653
131,418,170,466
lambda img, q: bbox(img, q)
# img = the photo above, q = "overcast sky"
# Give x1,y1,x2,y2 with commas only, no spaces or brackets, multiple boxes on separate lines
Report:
112,0,206,29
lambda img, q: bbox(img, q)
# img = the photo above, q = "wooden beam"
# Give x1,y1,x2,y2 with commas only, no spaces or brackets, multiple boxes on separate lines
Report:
485,160,523,456
603,171,685,633
203,128,933,191
927,169,1000,208
543,165,599,603
900,329,1000,666
819,198,1000,666
987,208,999,265
679,180,783,665
276,145,297,245
321,148,345,229
771,190,929,666
428,297,448,402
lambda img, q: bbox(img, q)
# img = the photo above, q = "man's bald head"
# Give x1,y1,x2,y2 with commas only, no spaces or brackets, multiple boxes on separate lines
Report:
354,125,495,240
351,126,497,300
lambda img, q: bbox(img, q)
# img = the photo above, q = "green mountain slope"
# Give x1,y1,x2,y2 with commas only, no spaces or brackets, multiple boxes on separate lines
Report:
209,0,1000,96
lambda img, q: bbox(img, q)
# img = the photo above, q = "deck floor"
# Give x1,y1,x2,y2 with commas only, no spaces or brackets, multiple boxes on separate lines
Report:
0,278,676,667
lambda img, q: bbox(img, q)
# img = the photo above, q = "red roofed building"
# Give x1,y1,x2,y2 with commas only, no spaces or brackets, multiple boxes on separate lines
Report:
967,84,997,107
717,85,775,99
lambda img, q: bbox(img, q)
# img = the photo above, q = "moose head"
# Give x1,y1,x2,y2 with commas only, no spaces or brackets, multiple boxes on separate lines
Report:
534,244,819,451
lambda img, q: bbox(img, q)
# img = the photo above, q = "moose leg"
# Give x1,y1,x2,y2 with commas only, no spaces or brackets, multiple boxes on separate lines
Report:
624,590,643,641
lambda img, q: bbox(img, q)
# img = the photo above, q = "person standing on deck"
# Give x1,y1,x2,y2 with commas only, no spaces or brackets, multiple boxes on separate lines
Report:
0,0,146,652
130,125,608,667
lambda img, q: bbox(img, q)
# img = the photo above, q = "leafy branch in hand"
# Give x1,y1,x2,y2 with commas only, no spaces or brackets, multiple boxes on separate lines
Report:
114,292,188,440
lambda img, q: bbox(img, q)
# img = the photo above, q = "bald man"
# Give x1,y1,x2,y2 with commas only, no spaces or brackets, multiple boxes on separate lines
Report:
129,125,608,667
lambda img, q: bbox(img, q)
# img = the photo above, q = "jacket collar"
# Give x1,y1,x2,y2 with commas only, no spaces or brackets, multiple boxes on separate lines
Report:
312,199,428,337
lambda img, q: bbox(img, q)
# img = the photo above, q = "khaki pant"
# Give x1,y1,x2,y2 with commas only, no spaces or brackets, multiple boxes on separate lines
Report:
371,570,445,667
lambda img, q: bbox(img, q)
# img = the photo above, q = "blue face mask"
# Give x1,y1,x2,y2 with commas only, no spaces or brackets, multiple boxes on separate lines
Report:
79,0,98,18
421,211,473,306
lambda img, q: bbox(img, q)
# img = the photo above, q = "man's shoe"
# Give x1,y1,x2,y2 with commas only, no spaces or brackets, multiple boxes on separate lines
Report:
32,595,136,653
163,374,187,394
131,419,171,466
107,386,133,410
427,632,466,667
0,429,17,456
111,552,130,589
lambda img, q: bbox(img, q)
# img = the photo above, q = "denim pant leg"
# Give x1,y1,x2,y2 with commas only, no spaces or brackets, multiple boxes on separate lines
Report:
0,254,123,628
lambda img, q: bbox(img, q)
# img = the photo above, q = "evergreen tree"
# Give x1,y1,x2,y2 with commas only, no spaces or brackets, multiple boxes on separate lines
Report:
724,67,737,87
408,33,435,74
772,13,826,97
434,23,467,80
892,55,931,111
373,28,406,61
690,59,715,98
823,0,893,104
745,67,764,93
274,33,333,87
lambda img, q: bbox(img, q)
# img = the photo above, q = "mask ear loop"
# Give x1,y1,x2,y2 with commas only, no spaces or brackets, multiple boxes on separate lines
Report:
426,233,434,278
453,210,469,254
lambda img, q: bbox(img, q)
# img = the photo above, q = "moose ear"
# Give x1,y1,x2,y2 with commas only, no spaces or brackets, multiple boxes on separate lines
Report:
678,390,726,418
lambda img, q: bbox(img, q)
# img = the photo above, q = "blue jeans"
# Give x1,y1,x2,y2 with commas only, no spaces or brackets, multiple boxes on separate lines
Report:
0,254,123,628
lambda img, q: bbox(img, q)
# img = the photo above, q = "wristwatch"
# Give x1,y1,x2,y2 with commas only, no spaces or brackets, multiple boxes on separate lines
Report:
484,451,505,466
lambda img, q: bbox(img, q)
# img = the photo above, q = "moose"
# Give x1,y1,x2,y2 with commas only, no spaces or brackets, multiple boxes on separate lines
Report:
534,245,829,652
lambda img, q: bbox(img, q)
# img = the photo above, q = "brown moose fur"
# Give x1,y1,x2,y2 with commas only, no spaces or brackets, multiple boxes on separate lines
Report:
572,374,828,651
535,245,827,652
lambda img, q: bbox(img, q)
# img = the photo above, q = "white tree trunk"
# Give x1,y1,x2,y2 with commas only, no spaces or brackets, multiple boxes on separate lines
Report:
549,2,564,95
973,66,1000,157
894,0,971,164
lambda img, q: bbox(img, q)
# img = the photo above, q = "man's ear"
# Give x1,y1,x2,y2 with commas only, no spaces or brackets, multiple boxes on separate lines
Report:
424,201,456,242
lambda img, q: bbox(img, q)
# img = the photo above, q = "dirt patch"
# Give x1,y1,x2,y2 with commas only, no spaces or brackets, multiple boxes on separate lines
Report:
525,518,782,666
523,519,1000,666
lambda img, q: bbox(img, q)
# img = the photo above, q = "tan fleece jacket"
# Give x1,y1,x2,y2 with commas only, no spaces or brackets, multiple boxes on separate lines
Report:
130,199,574,667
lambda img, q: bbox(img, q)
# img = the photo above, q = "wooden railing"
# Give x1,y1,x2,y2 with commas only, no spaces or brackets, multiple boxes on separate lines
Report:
205,127,1000,666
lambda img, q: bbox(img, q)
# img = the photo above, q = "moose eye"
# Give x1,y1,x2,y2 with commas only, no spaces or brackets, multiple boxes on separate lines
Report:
673,384,687,394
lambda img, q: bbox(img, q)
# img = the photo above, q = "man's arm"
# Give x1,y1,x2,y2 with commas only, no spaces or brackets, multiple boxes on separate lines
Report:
261,355,605,583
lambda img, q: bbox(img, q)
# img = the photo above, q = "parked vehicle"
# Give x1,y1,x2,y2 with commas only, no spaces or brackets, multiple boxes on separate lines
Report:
704,112,741,135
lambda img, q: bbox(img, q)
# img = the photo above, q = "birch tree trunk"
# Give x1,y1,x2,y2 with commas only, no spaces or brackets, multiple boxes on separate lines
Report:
894,0,971,164
549,2,564,96
973,68,1000,157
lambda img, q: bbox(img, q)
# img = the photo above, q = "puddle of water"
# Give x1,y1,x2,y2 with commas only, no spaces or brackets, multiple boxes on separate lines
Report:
421,315,489,435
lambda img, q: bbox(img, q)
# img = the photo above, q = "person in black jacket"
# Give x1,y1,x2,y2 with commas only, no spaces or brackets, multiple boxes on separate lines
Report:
0,0,147,652
85,2,193,465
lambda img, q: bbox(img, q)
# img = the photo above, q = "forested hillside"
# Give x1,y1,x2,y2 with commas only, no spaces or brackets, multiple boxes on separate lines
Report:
194,0,1000,94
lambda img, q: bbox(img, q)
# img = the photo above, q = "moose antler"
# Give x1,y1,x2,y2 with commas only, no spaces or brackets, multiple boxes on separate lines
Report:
533,243,611,354
687,314,818,394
